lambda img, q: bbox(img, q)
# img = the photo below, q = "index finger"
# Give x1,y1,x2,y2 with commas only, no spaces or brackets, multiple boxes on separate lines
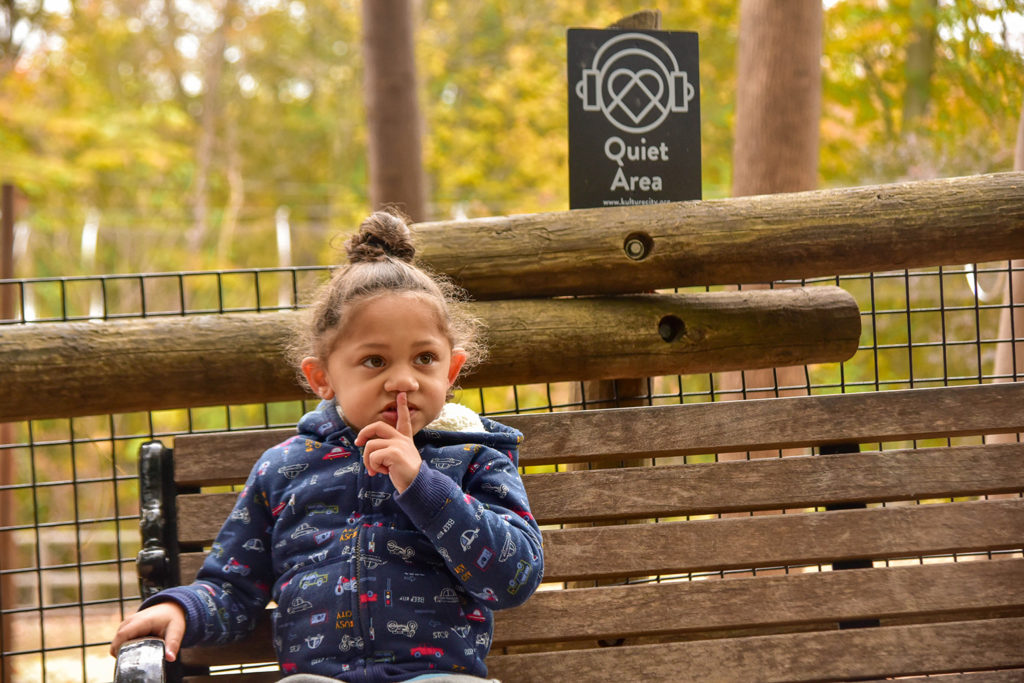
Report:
396,391,412,437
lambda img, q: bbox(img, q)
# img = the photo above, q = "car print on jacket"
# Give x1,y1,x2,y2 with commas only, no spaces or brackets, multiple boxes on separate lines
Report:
222,558,250,576
300,572,329,589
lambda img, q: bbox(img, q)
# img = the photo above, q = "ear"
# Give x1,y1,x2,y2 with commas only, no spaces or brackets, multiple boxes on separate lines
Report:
301,357,334,400
448,349,468,386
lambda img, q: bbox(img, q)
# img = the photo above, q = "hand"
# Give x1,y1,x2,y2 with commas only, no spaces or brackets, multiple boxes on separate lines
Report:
355,392,422,493
110,601,187,662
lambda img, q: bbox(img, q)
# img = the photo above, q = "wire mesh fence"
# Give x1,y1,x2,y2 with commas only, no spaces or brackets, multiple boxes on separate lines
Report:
0,259,1021,682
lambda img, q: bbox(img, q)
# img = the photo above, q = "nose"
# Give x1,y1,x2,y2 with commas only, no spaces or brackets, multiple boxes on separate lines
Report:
384,365,419,393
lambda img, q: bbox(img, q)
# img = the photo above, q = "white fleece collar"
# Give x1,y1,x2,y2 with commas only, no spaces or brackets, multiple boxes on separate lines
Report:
426,402,486,433
336,402,485,433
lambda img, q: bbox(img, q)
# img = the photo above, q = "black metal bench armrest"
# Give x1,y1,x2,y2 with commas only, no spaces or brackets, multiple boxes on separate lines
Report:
137,440,179,597
114,637,166,683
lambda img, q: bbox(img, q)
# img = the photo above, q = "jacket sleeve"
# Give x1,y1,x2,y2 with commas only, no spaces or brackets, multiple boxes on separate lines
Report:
140,459,275,648
396,445,544,609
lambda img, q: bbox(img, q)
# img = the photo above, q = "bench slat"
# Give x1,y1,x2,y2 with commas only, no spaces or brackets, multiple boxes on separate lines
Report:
503,383,1024,466
178,499,1024,583
174,442,1024,544
526,442,1023,523
485,617,1024,682
182,669,1024,683
181,615,1024,679
178,561,1024,668
540,498,1024,582
493,558,1024,645
170,384,1024,485
174,428,293,487
859,671,1024,682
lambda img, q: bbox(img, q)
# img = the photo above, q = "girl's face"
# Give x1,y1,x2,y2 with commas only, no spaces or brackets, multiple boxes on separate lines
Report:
301,292,466,434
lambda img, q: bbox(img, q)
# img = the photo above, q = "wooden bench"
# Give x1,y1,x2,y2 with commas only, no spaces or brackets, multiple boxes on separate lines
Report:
115,382,1024,682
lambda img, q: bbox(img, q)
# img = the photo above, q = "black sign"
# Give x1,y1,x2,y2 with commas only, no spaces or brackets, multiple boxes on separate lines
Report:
568,28,701,209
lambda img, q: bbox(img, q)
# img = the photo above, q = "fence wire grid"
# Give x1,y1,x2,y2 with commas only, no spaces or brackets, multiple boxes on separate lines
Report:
0,260,1022,682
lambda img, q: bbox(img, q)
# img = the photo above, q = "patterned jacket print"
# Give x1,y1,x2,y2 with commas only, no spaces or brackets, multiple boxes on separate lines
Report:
143,400,544,682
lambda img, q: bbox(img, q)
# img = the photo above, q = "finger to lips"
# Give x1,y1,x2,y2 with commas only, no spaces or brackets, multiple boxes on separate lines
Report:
358,394,411,476
396,392,412,437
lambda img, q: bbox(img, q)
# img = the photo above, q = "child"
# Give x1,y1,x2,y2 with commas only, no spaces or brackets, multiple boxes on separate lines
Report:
111,211,544,682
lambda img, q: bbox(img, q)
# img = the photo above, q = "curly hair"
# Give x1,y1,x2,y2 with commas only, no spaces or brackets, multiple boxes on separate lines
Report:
288,209,485,395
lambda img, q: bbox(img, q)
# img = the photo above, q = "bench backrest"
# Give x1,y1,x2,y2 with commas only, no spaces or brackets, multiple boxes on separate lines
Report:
143,382,1024,681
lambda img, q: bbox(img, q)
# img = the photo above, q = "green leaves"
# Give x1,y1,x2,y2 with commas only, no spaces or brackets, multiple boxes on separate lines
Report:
822,0,1024,184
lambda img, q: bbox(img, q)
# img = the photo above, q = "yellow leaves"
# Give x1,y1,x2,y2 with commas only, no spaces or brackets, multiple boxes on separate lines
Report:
821,0,1023,183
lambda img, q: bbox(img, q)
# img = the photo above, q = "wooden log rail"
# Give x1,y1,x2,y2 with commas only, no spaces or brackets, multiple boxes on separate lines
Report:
3,172,1021,422
0,287,858,421
415,172,1024,299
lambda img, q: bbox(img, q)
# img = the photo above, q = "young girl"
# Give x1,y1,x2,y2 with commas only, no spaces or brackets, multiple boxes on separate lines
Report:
111,211,544,682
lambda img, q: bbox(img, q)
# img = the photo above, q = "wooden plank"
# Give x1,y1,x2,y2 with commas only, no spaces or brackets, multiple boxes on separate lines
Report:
175,443,1024,543
493,559,1024,646
1,287,859,422
177,492,235,544
181,659,1024,682
181,618,273,668
860,671,1024,682
174,428,291,487
524,442,1024,523
504,383,1024,466
177,553,207,583
185,673,277,683
485,617,1024,682
171,384,1024,484
179,499,1024,584
416,172,1024,299
178,562,1024,668
539,499,1024,582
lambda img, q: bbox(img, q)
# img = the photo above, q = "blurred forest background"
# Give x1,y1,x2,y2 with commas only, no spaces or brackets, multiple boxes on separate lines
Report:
1,0,1022,279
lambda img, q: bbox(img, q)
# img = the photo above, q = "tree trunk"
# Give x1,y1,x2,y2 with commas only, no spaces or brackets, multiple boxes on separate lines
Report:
903,0,938,128
361,0,427,221
732,0,822,196
1,183,17,683
217,112,244,266
187,0,233,259
721,0,823,464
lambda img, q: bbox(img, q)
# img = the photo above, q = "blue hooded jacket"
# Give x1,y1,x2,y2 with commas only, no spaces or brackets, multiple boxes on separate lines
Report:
144,400,544,681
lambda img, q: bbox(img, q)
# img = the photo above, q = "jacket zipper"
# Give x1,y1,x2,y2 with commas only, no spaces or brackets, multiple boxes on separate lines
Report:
353,448,374,673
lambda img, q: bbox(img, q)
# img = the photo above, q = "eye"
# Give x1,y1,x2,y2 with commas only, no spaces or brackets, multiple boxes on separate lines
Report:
361,356,385,369
414,352,437,366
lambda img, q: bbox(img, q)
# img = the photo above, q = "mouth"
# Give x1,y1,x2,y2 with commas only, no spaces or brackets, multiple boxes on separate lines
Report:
381,402,418,425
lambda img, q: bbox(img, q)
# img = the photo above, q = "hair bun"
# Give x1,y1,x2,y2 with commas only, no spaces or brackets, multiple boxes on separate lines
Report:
346,210,416,263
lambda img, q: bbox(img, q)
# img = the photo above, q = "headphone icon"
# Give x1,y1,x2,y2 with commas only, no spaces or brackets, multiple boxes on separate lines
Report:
575,32,695,135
